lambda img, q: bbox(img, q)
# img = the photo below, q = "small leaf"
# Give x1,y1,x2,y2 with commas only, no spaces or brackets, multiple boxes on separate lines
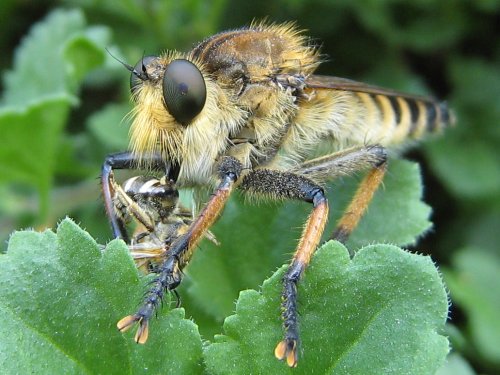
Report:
1,9,109,106
87,102,131,151
425,58,500,200
436,353,476,375
443,247,500,364
426,134,500,199
205,241,449,374
0,218,203,374
63,28,108,87
0,99,70,215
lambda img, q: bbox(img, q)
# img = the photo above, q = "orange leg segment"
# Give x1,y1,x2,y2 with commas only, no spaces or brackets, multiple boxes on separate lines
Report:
330,163,387,245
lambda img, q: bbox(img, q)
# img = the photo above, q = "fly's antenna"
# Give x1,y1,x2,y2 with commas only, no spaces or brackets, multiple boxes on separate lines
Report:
105,47,135,73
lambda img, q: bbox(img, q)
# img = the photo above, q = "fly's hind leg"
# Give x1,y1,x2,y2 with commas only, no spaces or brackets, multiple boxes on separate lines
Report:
297,145,388,246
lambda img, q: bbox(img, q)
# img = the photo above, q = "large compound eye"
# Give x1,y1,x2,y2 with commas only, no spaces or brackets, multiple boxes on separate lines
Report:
130,55,158,94
162,59,206,125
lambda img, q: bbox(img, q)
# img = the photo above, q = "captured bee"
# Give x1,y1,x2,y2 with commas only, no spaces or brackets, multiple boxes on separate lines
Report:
108,172,217,276
101,22,455,367
108,172,191,274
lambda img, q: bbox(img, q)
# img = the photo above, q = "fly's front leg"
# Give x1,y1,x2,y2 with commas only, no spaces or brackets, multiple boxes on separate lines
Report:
101,151,168,241
117,157,243,344
240,170,329,368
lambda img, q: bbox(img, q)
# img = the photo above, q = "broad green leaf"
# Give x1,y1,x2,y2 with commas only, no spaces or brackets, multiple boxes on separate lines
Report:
0,219,203,374
63,27,110,89
443,248,500,364
183,159,432,328
425,58,500,200
205,241,449,374
426,134,500,200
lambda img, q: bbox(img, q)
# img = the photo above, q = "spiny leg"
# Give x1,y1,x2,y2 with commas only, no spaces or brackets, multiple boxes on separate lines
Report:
329,146,387,247
117,157,243,343
330,161,387,245
240,170,329,367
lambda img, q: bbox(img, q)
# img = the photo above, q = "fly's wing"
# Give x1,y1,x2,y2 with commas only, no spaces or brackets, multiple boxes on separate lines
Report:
305,75,433,101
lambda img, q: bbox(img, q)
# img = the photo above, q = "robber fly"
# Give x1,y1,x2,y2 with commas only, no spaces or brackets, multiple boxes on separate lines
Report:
101,22,454,367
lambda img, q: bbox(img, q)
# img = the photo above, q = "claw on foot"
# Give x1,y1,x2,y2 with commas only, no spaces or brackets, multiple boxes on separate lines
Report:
274,339,298,368
117,314,149,344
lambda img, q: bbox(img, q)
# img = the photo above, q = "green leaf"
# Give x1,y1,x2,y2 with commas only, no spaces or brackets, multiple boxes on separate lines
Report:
87,102,131,151
63,27,109,88
425,58,500,200
426,134,500,200
443,247,500,364
0,219,203,374
183,159,431,329
436,353,476,375
204,241,449,374
0,99,70,214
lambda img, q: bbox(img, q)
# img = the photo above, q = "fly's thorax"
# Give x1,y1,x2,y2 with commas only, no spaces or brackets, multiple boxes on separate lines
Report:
279,89,355,163
191,22,320,83
127,23,321,184
227,81,298,167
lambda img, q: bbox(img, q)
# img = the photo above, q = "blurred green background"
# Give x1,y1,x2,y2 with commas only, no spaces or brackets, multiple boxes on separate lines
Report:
0,1,498,374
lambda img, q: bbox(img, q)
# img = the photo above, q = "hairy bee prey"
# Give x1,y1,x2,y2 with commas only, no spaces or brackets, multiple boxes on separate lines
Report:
101,22,454,367
109,172,190,274
109,172,217,275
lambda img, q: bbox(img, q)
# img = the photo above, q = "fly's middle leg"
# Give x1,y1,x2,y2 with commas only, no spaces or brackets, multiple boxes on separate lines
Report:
240,170,329,367
242,144,387,367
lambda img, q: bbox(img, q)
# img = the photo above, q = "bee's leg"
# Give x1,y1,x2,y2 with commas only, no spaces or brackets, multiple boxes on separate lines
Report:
240,170,329,368
117,157,243,344
111,178,157,235
101,152,167,241
296,145,388,246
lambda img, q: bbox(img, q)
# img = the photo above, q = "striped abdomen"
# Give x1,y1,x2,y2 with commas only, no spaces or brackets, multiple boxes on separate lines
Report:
352,91,455,145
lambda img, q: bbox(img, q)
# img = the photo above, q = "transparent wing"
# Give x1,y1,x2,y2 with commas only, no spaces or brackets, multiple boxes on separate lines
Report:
305,75,434,101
